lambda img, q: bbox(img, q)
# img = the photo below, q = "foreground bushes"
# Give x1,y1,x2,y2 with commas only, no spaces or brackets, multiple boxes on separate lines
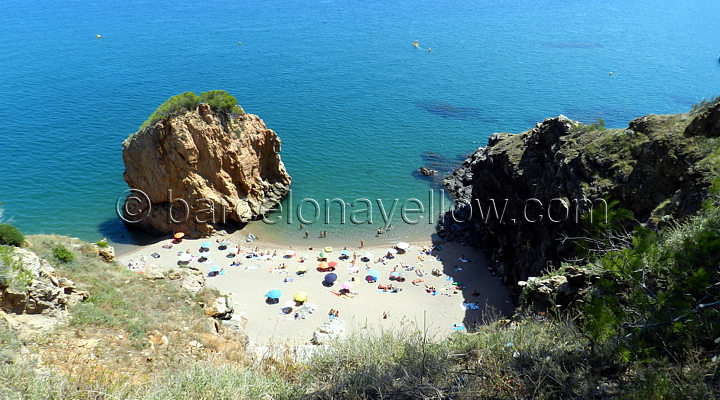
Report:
0,224,24,247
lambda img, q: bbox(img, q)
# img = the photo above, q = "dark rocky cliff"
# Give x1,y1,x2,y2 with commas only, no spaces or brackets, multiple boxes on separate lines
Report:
440,103,720,284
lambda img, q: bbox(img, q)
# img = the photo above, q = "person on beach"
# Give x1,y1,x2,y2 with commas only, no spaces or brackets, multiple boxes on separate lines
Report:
334,310,339,319
360,239,364,248
304,230,309,238
299,223,304,230
377,227,383,235
329,309,335,320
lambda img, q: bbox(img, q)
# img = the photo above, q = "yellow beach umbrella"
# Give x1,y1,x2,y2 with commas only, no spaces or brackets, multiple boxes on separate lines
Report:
294,292,307,302
318,261,329,270
297,265,307,272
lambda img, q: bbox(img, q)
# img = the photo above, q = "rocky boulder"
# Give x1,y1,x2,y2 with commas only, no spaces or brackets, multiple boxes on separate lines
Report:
419,167,438,176
440,104,720,284
312,319,345,345
0,246,88,316
202,295,234,320
121,103,291,238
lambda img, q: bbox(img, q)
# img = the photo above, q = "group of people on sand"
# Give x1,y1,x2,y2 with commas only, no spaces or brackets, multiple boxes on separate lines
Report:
328,309,340,320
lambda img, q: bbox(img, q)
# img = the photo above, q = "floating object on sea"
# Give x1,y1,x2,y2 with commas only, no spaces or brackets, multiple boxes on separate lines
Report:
413,40,419,48
428,48,431,52
96,34,102,39
238,41,242,46
609,71,613,75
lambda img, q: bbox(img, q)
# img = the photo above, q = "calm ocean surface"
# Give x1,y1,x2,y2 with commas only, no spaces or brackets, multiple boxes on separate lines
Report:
1,0,719,247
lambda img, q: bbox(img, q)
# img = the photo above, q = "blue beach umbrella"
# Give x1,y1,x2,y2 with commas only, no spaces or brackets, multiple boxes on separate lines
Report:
324,273,338,283
340,250,351,256
368,269,380,279
265,289,282,299
210,265,220,272
201,241,212,249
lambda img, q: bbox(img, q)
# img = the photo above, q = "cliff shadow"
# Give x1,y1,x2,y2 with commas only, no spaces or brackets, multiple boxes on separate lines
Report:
429,233,515,331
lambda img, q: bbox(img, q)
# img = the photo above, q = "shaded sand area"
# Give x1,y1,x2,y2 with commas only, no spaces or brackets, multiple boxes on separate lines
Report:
117,233,513,346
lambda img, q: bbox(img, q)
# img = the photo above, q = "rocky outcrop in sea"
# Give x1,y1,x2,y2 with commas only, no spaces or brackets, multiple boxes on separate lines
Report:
121,103,291,238
440,103,720,284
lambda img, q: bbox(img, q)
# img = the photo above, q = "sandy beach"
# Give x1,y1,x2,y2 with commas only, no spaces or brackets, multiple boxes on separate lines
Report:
117,230,513,346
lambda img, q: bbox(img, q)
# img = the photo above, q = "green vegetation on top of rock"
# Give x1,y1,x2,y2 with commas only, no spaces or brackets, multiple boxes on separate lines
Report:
0,223,24,247
139,91,201,131
136,90,242,133
199,90,238,114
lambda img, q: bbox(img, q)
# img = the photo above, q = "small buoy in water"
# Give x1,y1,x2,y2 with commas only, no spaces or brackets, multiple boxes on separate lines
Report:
413,40,419,48
238,41,242,46
609,71,613,75
96,34,102,39
428,48,431,52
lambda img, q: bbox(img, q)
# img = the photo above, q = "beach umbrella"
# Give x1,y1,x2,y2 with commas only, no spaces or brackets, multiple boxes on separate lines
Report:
362,252,373,259
324,273,338,283
293,292,308,302
173,232,185,239
340,250,351,256
342,281,353,290
390,271,400,278
318,252,328,259
386,248,398,255
324,246,333,253
200,241,212,249
284,250,296,257
328,261,338,268
396,242,410,250
218,240,231,247
297,265,307,272
265,289,282,299
210,265,221,272
178,253,192,262
368,269,380,279
318,261,329,270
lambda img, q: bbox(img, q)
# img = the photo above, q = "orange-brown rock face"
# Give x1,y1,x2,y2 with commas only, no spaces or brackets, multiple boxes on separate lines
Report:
121,104,291,237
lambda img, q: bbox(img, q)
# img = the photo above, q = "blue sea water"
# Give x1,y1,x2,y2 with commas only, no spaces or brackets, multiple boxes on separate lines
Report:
1,0,719,247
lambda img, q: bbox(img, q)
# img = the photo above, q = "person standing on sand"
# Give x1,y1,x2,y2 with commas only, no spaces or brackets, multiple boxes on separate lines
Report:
305,230,309,238
360,239,364,248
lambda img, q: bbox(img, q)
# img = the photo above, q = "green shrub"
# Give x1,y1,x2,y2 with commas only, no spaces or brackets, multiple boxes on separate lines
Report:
96,240,109,248
0,224,24,247
200,90,237,114
52,245,74,263
0,245,32,290
139,91,201,130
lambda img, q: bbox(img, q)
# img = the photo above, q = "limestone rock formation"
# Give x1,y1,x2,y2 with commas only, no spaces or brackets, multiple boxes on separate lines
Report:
0,247,88,318
441,103,720,284
121,103,291,237
311,319,345,345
